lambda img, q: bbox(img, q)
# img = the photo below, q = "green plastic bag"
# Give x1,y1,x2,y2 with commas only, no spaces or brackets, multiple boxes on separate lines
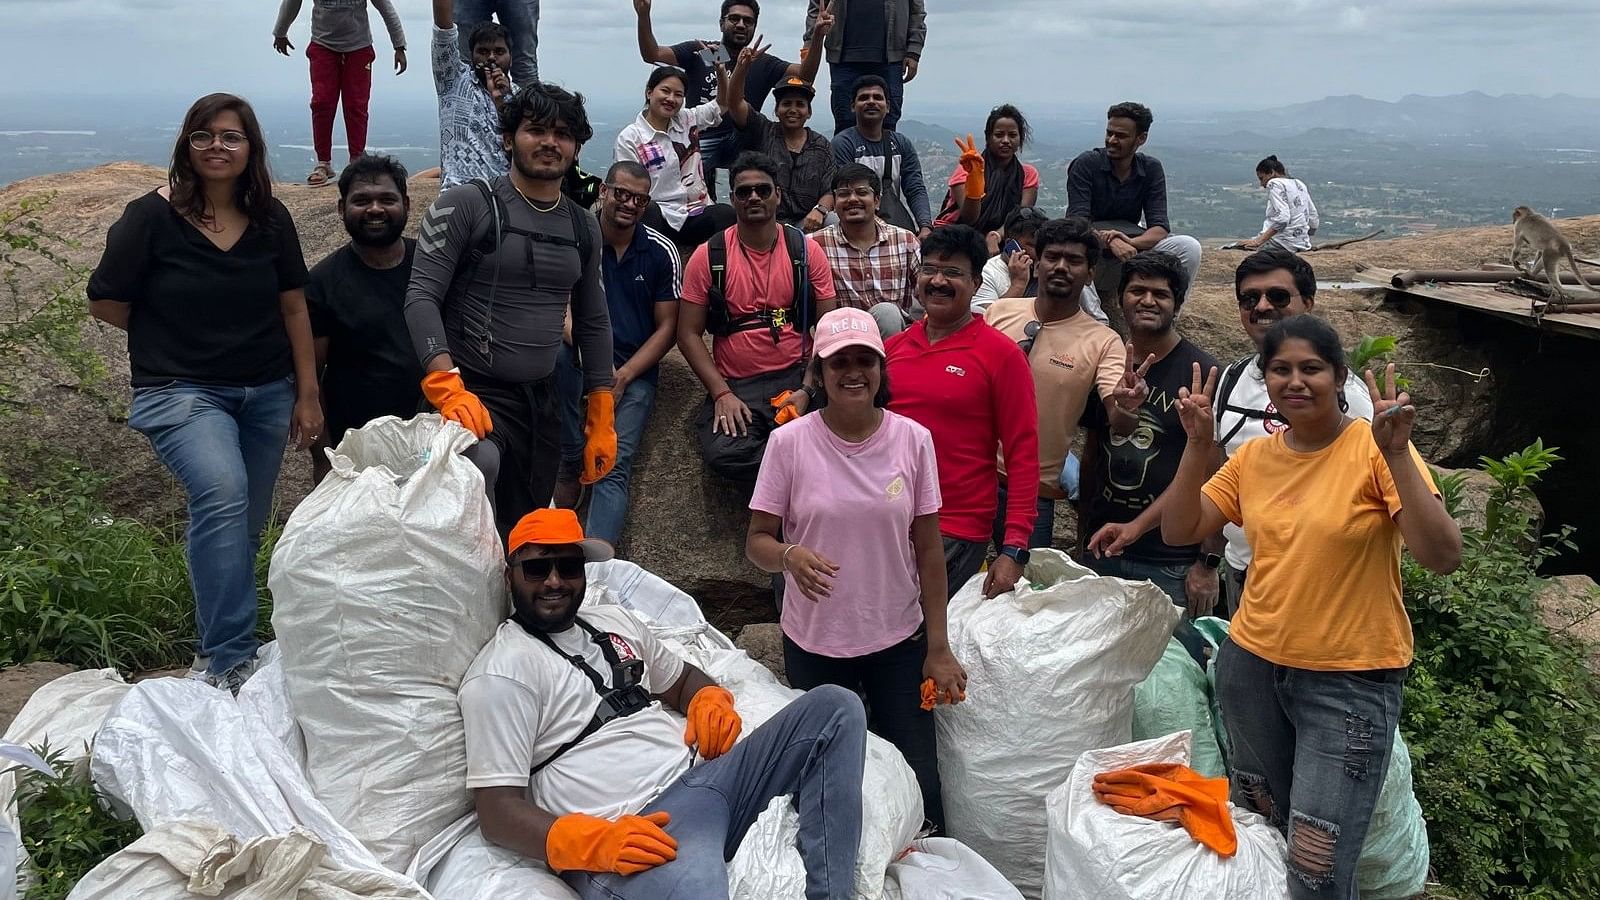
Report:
1131,636,1228,778
1356,732,1430,899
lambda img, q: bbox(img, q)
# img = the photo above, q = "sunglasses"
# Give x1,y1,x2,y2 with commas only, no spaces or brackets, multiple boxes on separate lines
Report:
733,183,774,200
604,184,650,208
1018,320,1042,356
188,129,248,151
519,556,587,581
1237,287,1297,309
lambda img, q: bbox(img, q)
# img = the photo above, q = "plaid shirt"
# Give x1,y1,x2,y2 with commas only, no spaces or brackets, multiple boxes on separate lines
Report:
812,219,921,312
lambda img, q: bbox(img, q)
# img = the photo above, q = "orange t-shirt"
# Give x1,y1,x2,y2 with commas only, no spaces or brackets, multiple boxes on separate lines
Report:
1200,419,1438,670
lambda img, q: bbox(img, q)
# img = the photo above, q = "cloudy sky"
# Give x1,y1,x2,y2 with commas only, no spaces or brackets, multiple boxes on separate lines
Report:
3,0,1597,117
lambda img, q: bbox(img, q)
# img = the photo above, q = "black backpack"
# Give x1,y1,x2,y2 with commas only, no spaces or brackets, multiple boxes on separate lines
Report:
705,224,814,349
1214,355,1286,447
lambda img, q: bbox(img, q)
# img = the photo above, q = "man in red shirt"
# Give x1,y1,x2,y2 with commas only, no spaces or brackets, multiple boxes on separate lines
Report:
885,225,1040,599
678,151,839,481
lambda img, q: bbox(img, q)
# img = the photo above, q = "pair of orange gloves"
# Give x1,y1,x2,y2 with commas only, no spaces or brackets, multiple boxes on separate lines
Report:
544,686,741,876
1091,763,1238,857
421,369,617,484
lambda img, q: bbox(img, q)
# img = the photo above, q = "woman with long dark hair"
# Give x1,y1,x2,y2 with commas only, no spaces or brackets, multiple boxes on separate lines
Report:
88,93,321,694
745,306,966,834
1161,315,1460,898
935,103,1039,232
614,63,736,249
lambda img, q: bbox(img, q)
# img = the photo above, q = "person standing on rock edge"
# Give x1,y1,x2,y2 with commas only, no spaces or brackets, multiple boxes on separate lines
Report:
431,0,516,188
87,93,322,695
305,154,423,484
272,0,407,188
884,225,1039,600
746,306,965,835
804,0,925,134
452,0,541,87
404,83,617,541
1211,249,1375,616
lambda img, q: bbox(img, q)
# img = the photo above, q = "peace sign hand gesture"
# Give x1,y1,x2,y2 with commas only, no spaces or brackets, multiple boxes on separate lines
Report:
953,133,986,200
1365,363,1416,456
812,1,836,37
736,35,772,71
1111,343,1155,415
1176,362,1220,443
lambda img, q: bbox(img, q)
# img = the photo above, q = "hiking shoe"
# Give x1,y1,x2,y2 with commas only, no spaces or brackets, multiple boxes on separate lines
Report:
217,656,261,697
185,655,213,683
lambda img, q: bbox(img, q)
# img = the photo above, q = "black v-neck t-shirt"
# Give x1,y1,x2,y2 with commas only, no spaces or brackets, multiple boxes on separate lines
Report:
88,191,308,387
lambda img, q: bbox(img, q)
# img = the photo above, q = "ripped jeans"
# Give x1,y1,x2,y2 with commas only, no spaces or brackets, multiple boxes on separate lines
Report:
1214,639,1405,898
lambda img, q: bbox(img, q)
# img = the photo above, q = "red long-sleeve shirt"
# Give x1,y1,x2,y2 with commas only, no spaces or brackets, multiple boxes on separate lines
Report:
885,317,1041,547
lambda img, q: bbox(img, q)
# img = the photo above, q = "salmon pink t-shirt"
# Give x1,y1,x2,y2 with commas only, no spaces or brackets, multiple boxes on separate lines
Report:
750,410,942,658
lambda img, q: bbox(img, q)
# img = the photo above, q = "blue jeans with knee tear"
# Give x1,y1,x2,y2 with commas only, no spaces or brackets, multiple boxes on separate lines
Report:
564,685,867,900
1213,639,1405,899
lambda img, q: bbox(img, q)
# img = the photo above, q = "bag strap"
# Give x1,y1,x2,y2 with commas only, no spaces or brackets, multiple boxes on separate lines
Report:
707,230,729,333
512,615,632,775
1215,355,1280,448
782,223,813,352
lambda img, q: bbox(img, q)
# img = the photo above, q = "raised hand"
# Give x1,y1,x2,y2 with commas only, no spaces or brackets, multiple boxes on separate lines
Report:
813,1,836,37
1176,362,1219,443
954,133,985,200
737,36,772,70
1365,363,1415,455
633,0,652,16
1111,343,1155,414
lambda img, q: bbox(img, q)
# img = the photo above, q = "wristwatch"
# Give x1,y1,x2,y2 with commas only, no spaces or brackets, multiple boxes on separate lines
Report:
1200,553,1223,569
999,546,1031,566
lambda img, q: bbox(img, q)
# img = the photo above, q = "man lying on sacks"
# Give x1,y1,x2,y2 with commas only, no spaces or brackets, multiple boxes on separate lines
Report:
459,508,869,900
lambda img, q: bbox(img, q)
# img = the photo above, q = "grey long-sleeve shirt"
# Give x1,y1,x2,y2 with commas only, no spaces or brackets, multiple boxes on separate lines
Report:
274,0,406,54
405,176,613,392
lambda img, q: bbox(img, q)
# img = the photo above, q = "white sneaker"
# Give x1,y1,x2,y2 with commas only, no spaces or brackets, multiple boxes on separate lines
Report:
185,655,213,683
217,656,261,697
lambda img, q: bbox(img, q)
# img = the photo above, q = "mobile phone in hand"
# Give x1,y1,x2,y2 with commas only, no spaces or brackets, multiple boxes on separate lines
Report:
1002,239,1022,257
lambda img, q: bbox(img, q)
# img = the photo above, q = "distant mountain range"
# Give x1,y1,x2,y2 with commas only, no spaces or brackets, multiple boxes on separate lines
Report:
1199,92,1600,144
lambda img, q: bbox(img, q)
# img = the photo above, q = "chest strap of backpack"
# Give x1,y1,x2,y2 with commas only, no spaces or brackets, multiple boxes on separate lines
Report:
705,225,812,347
511,614,649,775
1215,355,1285,448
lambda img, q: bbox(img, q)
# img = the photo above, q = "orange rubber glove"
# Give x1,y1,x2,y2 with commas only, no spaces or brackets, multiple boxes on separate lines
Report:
771,390,799,426
581,389,617,484
421,369,493,439
684,685,742,759
544,811,678,875
919,677,966,711
1091,764,1237,857
954,133,985,201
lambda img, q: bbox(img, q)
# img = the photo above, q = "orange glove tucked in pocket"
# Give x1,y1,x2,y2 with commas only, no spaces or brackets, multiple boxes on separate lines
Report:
421,369,493,439
581,389,618,484
545,811,677,875
684,685,742,759
1091,763,1237,857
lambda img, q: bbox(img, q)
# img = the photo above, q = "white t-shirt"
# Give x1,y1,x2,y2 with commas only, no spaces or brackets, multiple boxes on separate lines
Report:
458,607,693,819
1261,177,1320,252
1213,353,1375,570
969,253,1109,325
614,103,724,231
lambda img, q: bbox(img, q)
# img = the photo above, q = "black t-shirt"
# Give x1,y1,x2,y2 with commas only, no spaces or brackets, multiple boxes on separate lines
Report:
841,0,888,62
88,191,308,387
1079,338,1221,564
670,41,790,136
307,239,424,442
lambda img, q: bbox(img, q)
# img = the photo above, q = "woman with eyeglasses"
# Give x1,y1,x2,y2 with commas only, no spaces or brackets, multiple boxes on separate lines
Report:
747,306,965,835
615,60,737,250
934,104,1039,233
87,93,320,694
1162,314,1460,899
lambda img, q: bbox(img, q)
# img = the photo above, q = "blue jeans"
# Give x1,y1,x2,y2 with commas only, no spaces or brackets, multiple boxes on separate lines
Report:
1214,640,1405,898
990,486,1055,552
454,0,540,85
557,343,657,546
828,60,905,134
565,685,867,900
127,377,295,674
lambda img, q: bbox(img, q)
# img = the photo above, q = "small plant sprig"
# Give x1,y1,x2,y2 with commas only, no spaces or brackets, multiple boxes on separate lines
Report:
7,745,142,900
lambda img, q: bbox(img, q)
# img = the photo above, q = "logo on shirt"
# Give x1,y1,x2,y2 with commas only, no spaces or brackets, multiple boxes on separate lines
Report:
606,634,639,662
1048,353,1075,370
418,205,454,255
945,365,966,377
886,475,905,501
634,274,647,282
1262,402,1289,434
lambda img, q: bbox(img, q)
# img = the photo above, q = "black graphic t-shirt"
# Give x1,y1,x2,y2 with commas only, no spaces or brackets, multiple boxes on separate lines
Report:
670,41,790,138
1080,338,1221,564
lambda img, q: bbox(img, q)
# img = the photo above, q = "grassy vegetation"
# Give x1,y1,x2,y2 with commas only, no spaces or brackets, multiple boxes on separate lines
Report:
7,746,142,900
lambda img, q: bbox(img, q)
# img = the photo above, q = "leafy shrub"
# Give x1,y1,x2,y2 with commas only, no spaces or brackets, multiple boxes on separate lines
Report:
9,746,142,900
0,194,104,404
1403,441,1600,896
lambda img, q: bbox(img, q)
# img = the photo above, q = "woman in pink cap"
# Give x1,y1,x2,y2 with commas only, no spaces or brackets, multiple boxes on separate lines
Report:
745,306,965,834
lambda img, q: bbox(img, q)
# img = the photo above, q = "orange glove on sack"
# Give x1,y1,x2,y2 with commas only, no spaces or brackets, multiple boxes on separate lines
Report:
421,369,493,439
1091,764,1237,857
581,389,618,484
545,811,677,875
919,677,966,711
771,390,799,426
684,685,742,759
954,134,985,201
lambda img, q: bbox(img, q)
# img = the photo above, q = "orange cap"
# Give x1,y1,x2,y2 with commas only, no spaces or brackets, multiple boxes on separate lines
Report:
506,509,615,561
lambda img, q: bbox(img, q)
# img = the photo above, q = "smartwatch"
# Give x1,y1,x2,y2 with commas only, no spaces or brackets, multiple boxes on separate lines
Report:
999,546,1031,566
1201,553,1223,569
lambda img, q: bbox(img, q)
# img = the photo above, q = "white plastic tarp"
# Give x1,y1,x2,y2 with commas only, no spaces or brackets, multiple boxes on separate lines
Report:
881,837,1023,900
935,549,1179,899
1043,731,1288,900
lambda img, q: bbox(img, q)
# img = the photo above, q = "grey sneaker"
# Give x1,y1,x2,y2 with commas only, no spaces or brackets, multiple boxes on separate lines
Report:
185,655,213,683
217,656,261,696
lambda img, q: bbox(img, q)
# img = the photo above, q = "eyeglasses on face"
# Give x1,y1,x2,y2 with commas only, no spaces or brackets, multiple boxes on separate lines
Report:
188,130,248,151
733,183,774,200
1237,287,1297,309
832,186,875,200
1018,319,1042,355
723,13,756,25
603,184,650,208
916,264,972,281
519,556,586,581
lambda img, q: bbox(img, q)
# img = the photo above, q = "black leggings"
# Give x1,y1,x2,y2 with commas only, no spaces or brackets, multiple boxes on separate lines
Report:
642,203,736,252
782,630,945,834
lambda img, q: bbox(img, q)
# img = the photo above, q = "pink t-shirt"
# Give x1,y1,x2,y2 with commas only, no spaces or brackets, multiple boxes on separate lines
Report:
750,409,942,657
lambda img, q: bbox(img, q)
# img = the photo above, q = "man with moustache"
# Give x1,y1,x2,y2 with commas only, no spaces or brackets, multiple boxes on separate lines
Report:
406,83,616,539
1211,248,1374,615
458,508,867,900
305,154,422,482
883,225,1039,600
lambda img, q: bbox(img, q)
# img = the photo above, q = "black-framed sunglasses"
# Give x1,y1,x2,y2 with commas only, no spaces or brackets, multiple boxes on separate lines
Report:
1018,320,1042,355
519,556,587,581
1237,287,1297,309
603,184,650,208
733,183,775,200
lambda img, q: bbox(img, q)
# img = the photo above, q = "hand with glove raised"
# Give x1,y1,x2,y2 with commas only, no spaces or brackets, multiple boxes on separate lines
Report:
581,389,618,484
684,685,742,759
954,133,985,201
545,811,677,875
422,368,493,439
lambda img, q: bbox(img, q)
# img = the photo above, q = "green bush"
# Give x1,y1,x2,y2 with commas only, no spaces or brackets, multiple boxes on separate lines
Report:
9,746,142,900
1403,441,1600,896
0,194,105,404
